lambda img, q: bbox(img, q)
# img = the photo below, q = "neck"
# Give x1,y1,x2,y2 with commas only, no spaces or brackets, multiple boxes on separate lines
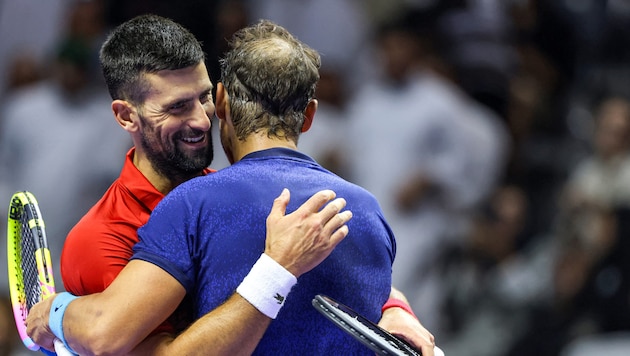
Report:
132,149,203,195
232,133,297,163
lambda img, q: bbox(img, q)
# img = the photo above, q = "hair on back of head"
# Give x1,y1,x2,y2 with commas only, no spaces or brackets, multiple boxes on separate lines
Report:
219,19,320,142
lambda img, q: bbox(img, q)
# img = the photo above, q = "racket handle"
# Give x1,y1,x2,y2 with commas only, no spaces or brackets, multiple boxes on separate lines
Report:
54,338,76,356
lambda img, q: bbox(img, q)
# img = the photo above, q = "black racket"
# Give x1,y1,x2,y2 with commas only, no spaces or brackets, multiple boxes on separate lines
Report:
312,294,444,356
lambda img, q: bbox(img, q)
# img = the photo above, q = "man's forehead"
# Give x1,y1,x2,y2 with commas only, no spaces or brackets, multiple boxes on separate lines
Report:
142,64,213,99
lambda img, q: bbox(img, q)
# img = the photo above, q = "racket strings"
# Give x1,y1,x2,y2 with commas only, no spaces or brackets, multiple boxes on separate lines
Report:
26,202,53,284
19,212,42,310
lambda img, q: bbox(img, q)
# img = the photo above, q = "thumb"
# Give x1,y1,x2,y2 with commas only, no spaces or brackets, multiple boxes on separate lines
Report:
268,188,290,221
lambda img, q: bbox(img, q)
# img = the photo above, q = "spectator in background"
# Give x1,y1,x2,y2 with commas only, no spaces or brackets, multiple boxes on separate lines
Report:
438,95,630,354
3,52,43,92
437,183,555,356
343,12,510,334
499,94,630,355
245,0,371,90
562,95,630,211
0,22,130,294
297,61,351,178
102,0,222,81
505,202,629,356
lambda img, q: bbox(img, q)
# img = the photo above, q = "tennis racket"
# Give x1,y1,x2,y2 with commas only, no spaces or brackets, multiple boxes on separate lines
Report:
7,191,73,356
312,294,445,356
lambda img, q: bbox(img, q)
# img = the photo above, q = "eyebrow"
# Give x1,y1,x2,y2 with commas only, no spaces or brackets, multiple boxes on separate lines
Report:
163,87,213,109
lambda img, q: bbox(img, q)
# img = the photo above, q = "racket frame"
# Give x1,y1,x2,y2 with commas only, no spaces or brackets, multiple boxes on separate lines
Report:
312,294,422,356
7,191,56,351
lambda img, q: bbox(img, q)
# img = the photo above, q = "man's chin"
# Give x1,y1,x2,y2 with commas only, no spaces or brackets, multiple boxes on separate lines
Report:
171,148,210,170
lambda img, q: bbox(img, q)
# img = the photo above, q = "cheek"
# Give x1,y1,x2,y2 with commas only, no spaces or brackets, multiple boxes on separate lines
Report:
204,101,216,117
144,124,172,149
156,121,180,140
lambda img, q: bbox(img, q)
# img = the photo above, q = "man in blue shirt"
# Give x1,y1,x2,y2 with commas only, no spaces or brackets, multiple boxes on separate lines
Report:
131,19,396,354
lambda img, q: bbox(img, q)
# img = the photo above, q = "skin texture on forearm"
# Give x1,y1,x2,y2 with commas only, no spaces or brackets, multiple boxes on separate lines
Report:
130,295,271,356
63,262,270,356
389,286,410,303
63,260,185,355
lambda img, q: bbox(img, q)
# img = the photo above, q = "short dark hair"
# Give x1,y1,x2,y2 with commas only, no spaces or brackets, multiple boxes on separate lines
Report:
99,14,206,104
220,20,320,142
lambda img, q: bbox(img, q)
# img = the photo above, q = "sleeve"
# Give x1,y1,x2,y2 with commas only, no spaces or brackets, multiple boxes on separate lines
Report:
132,191,196,294
61,207,182,336
61,221,137,295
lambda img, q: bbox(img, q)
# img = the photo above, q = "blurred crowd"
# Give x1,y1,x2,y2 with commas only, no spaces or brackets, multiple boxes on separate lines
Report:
2,0,630,355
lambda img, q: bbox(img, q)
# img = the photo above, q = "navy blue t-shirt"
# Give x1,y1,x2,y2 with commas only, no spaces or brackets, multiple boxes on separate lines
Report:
133,148,395,354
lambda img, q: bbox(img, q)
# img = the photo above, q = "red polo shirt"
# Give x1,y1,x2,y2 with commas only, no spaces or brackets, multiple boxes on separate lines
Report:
61,147,212,332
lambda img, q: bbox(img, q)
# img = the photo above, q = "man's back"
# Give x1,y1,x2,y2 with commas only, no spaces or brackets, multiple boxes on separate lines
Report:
133,148,395,354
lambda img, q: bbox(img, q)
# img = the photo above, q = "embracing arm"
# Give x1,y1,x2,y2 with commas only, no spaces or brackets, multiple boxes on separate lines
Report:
27,189,351,355
133,189,353,356
30,262,269,356
27,260,184,355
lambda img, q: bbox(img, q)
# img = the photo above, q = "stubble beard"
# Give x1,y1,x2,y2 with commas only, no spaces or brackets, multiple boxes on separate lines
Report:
140,128,214,182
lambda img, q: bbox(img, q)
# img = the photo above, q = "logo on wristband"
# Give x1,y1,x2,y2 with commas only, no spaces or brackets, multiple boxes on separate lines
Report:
274,293,285,304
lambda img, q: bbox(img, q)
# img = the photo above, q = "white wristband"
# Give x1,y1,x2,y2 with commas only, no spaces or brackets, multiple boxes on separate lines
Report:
236,253,297,319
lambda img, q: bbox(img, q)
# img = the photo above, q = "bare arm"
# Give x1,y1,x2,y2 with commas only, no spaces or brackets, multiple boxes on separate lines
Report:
132,294,271,356
27,189,351,355
378,286,436,356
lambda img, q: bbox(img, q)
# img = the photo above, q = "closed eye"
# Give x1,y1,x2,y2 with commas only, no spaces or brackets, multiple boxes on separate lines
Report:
200,91,213,104
169,101,189,111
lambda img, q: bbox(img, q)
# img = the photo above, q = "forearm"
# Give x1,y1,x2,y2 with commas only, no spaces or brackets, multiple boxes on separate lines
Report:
63,293,175,356
61,261,185,355
132,253,296,355
389,286,409,303
140,294,271,356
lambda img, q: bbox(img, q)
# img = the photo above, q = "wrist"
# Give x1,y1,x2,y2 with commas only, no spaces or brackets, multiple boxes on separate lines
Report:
236,253,297,319
49,292,79,354
381,297,417,319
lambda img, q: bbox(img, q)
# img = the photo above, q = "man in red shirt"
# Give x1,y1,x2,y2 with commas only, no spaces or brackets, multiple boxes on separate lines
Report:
61,148,212,296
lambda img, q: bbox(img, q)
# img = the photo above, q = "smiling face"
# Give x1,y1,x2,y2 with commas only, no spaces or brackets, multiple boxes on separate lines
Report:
131,62,215,181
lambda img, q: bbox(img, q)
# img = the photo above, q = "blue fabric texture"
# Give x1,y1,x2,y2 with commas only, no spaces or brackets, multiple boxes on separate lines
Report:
133,148,395,354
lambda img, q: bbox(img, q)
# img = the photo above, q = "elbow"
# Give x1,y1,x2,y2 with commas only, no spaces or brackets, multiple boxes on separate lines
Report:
71,323,136,356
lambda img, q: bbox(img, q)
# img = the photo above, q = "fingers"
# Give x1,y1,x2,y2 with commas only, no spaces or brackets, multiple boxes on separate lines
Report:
268,189,337,224
268,188,290,221
264,189,352,277
268,188,346,231
323,208,352,247
293,189,337,216
294,190,351,248
419,343,435,356
26,297,57,351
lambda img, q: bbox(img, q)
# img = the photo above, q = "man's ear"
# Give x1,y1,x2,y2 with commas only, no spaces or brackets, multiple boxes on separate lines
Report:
301,99,318,133
112,100,137,132
215,83,227,120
